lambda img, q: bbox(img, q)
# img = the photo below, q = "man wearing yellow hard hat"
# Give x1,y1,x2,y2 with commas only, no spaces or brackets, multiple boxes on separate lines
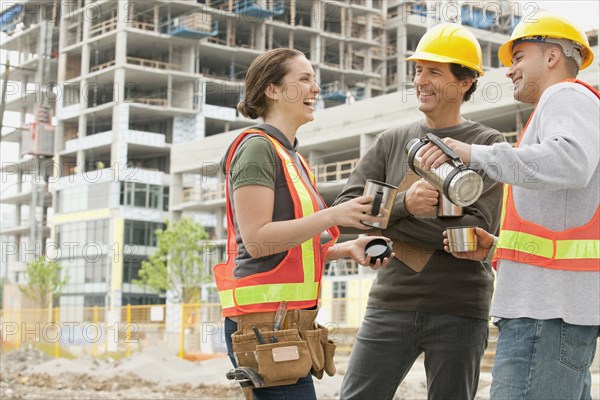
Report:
334,24,505,399
421,12,599,399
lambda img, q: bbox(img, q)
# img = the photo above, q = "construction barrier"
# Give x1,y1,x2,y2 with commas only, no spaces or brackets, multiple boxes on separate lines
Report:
0,299,369,360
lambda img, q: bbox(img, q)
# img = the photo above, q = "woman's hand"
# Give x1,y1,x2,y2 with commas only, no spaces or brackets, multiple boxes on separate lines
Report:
327,195,389,229
328,236,395,271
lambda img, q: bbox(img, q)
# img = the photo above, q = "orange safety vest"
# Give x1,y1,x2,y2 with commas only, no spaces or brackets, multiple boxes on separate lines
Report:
214,129,340,316
493,79,600,272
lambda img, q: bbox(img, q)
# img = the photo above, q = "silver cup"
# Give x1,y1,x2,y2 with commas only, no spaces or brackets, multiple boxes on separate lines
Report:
361,179,398,229
446,226,477,252
437,193,463,217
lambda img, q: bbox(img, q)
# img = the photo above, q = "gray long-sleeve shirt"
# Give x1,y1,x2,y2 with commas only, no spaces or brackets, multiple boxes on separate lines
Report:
334,120,505,320
470,81,600,326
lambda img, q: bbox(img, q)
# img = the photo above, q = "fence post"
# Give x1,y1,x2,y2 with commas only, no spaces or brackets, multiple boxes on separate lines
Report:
93,305,98,357
14,308,21,350
126,304,131,357
179,302,184,358
54,306,59,359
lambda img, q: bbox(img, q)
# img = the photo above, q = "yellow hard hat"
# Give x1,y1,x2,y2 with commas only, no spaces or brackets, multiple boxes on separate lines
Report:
406,23,484,76
498,11,593,70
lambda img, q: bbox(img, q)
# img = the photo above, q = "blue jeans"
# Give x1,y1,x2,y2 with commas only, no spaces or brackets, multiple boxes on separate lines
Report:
340,309,489,400
491,318,599,400
224,317,316,400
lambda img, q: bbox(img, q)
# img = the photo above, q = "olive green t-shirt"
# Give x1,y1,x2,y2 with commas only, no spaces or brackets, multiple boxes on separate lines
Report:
230,136,277,191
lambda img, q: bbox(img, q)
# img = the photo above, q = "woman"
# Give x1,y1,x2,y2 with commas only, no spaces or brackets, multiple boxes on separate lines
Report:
214,48,393,399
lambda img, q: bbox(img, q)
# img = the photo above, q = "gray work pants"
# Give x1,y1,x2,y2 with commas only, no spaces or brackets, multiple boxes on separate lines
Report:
340,308,489,400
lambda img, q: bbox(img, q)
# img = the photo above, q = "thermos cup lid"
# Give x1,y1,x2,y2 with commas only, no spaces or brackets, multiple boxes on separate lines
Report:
365,238,392,265
448,170,483,207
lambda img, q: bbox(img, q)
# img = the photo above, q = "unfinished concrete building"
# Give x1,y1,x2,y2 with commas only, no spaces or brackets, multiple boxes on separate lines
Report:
0,0,59,309
2,0,597,323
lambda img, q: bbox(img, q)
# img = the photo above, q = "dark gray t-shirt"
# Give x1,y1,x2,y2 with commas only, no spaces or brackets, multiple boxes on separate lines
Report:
223,124,325,278
334,120,505,320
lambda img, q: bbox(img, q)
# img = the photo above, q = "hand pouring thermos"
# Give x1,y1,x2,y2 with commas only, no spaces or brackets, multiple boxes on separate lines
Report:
405,133,483,214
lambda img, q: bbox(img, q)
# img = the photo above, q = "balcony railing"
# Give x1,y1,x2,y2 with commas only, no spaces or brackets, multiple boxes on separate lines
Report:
128,19,155,32
182,188,200,203
313,158,359,183
89,18,156,39
90,56,181,73
126,56,180,71
124,96,168,107
90,59,116,72
182,182,226,204
180,158,358,206
89,19,117,38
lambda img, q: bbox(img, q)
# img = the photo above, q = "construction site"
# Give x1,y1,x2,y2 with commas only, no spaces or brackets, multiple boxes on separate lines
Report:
0,0,599,398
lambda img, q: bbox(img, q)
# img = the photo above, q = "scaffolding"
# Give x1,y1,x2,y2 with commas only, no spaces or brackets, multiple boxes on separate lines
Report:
167,13,219,38
211,0,284,18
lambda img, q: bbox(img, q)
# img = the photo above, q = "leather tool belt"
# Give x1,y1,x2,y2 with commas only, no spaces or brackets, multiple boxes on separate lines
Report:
231,309,336,387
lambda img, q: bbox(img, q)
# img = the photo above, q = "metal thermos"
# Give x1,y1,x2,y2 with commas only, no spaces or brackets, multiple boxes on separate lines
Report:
437,192,463,217
361,179,398,229
405,133,483,209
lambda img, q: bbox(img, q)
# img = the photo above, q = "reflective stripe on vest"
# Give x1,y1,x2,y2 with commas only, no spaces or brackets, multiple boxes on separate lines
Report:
493,79,600,272
214,129,339,316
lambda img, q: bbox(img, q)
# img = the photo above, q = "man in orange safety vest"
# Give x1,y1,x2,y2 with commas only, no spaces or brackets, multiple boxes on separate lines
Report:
420,12,599,399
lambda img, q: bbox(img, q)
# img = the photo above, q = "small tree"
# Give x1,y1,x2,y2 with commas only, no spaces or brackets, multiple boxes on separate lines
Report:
19,257,69,308
135,218,211,303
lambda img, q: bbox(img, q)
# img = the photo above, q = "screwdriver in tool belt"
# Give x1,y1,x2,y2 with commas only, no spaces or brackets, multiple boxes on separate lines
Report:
270,301,288,343
274,301,288,330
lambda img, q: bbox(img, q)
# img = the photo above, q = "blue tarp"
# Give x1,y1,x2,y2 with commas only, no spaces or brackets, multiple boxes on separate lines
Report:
461,6,494,30
208,0,283,18
322,91,347,103
168,20,219,39
0,3,23,32
232,0,283,18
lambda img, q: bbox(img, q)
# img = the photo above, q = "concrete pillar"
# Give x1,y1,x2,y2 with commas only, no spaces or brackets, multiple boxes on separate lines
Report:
81,13,91,75
111,103,129,168
397,25,407,85
215,207,225,239
312,0,321,30
307,150,325,166
170,172,183,222
256,22,266,52
360,133,374,157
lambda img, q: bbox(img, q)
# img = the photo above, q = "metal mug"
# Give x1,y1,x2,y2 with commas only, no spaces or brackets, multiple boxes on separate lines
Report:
361,179,398,229
437,193,463,217
446,226,478,253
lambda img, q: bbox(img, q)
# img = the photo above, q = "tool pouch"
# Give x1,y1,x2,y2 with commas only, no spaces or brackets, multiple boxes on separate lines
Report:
302,324,337,379
232,327,312,387
230,309,336,387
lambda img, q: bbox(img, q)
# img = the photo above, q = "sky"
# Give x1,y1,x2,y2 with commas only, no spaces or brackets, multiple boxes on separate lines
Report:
516,1,599,31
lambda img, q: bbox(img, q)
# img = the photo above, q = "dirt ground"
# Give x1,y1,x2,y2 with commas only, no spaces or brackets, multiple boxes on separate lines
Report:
0,348,242,400
1,345,598,400
0,346,423,400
